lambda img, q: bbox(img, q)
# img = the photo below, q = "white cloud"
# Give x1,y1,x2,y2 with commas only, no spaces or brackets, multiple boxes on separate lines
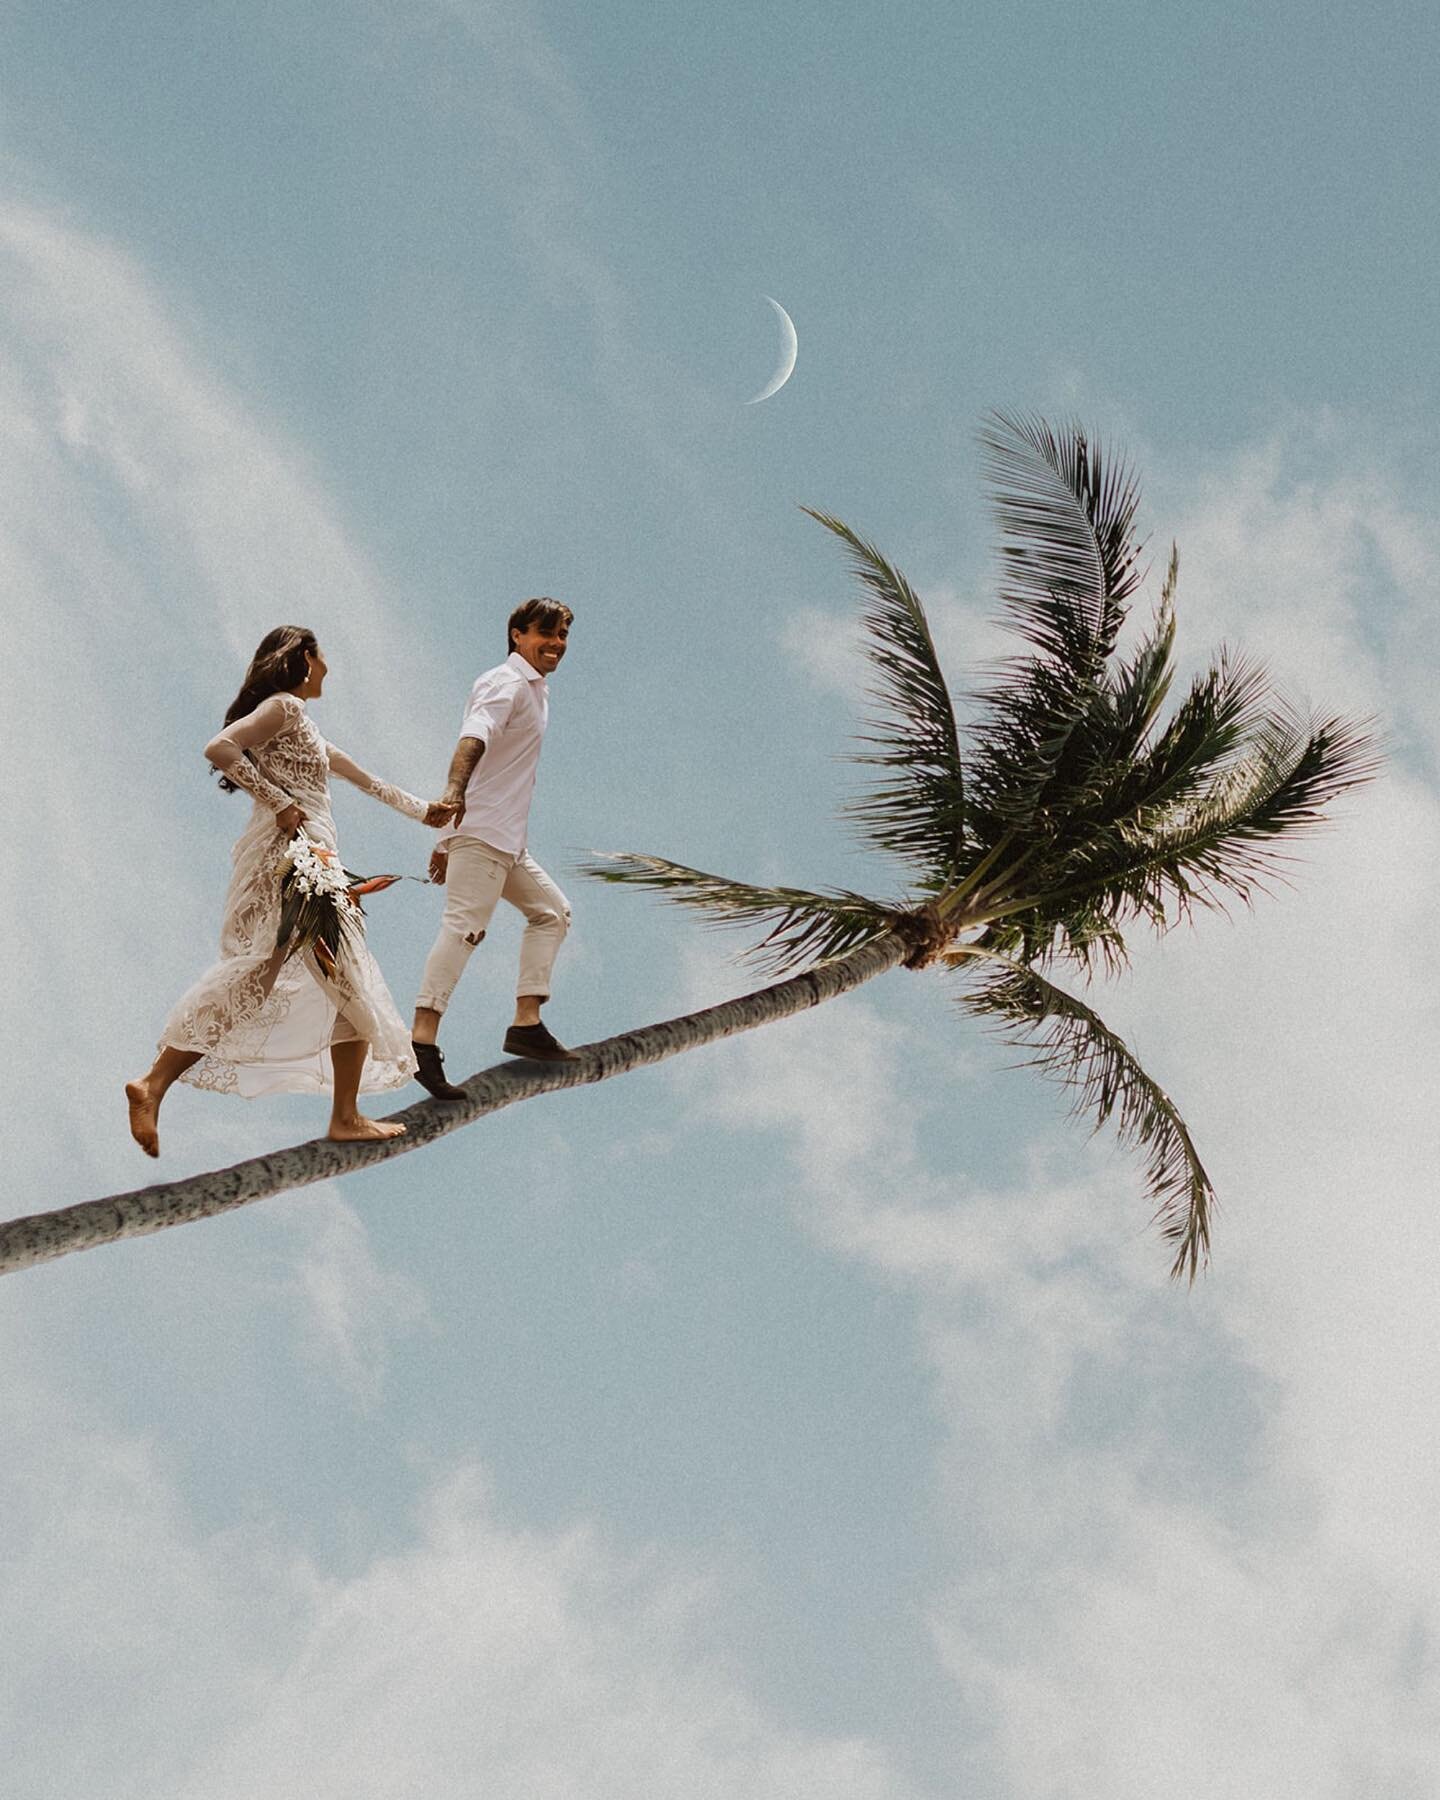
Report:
778,576,1012,721
779,604,868,705
0,198,444,764
936,1507,1440,1799
686,952,1440,1792
281,1186,434,1408
1156,420,1439,768
0,1322,917,1800
0,1320,308,1797
178,1468,918,1800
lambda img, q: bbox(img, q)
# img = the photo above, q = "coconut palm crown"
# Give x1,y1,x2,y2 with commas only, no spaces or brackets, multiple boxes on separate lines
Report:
582,412,1377,1281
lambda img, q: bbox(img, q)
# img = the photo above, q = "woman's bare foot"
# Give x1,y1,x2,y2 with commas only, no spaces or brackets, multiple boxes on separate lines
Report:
125,1080,160,1157
327,1115,407,1142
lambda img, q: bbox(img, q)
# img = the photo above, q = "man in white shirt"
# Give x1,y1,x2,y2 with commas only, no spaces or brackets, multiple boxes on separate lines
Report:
411,598,577,1098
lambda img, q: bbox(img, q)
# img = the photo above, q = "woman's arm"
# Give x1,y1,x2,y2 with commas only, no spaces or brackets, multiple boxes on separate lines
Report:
326,743,451,825
204,695,295,815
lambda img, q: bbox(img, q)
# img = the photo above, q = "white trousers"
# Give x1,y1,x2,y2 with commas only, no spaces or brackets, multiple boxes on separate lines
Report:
416,838,570,1015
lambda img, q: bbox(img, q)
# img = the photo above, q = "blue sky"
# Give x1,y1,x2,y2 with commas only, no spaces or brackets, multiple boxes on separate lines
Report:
4,2,1440,1795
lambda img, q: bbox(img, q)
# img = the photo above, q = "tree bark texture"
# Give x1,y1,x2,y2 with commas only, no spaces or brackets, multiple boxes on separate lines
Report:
1,933,907,1278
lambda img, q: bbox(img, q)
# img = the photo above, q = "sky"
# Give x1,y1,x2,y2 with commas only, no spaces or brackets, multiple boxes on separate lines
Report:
3,1,1439,1794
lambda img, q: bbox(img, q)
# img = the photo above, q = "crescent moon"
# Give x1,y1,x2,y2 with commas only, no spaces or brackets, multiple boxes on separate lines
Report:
746,295,798,405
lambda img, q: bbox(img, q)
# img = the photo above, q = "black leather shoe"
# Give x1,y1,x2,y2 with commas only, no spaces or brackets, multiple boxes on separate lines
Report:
413,1040,467,1100
502,1022,580,1062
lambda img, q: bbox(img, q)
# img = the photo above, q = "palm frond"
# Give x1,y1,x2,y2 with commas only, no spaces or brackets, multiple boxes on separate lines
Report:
802,509,968,884
954,954,1214,1282
1096,646,1271,827
971,644,1269,859
1054,701,1379,920
979,410,1144,673
963,506,1159,846
964,659,1102,835
579,851,898,975
1105,545,1178,753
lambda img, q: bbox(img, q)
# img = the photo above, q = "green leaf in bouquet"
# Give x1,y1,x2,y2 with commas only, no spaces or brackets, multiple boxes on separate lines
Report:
275,884,305,956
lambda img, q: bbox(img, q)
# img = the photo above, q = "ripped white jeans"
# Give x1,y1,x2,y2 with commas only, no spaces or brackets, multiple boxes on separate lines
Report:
416,838,570,1014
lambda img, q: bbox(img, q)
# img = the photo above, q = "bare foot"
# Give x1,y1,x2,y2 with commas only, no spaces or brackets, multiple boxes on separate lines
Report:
125,1080,160,1157
328,1116,407,1143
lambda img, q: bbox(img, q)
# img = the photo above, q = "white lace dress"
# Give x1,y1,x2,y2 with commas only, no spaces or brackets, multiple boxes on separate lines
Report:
161,693,423,1098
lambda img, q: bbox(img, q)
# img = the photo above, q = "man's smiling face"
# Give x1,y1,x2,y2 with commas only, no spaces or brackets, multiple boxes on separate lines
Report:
512,616,570,675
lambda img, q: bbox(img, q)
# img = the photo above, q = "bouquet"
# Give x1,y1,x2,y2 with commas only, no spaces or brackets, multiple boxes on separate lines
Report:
275,833,402,980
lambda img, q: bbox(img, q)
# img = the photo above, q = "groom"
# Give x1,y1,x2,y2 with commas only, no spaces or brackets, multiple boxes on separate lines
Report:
412,597,577,1100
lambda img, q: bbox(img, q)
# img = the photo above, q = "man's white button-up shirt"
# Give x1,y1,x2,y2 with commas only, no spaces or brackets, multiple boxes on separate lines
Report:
440,651,550,858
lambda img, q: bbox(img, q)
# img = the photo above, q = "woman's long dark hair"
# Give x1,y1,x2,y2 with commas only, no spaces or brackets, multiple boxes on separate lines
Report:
215,626,317,793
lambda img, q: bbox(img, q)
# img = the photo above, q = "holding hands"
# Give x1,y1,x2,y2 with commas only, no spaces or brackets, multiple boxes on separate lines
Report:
425,790,463,883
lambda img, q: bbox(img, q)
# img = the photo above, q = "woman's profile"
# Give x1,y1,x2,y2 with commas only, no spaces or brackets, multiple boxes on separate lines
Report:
125,626,451,1155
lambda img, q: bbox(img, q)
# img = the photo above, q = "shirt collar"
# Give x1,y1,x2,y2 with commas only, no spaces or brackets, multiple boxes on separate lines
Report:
506,650,546,683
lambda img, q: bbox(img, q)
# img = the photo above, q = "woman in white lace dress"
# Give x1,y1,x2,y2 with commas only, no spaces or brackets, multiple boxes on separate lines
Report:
126,627,453,1156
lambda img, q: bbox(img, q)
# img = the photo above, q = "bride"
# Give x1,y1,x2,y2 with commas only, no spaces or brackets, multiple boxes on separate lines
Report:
126,626,454,1156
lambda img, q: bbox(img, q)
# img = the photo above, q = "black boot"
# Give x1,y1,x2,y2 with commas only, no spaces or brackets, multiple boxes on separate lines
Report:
502,1021,580,1062
413,1040,467,1100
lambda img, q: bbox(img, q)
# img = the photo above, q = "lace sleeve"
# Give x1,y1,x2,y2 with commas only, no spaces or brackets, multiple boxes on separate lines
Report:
204,694,295,812
326,744,429,821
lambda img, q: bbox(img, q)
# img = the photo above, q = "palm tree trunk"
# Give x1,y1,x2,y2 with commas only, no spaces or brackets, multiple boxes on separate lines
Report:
1,932,908,1279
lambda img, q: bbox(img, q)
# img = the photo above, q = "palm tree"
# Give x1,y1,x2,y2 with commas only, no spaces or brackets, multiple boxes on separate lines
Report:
580,412,1376,1279
0,413,1374,1280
